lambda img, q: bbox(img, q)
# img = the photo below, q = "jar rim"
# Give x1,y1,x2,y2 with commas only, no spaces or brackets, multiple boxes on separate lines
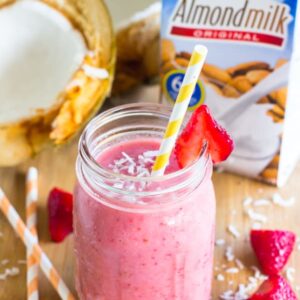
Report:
77,103,210,205
80,102,208,177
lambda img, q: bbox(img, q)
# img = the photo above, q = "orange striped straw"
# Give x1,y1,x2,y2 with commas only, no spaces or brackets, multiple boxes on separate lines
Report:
26,167,39,300
0,188,75,300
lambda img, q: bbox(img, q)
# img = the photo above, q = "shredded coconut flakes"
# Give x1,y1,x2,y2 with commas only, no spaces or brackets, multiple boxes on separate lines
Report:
0,267,20,281
227,225,241,239
225,246,235,262
253,199,271,206
217,274,225,281
215,239,226,246
226,267,239,274
235,259,244,270
272,193,295,207
251,266,267,281
246,209,267,223
1,259,9,265
108,151,163,200
243,197,253,207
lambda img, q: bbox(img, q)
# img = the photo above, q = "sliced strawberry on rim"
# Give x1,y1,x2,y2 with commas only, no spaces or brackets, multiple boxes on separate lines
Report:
48,187,73,243
249,274,298,300
250,229,296,275
175,104,234,168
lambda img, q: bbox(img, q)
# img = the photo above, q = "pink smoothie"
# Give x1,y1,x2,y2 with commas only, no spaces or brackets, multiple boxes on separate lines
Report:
74,138,215,300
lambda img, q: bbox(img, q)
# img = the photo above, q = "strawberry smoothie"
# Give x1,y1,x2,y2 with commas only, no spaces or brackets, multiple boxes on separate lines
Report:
74,137,215,300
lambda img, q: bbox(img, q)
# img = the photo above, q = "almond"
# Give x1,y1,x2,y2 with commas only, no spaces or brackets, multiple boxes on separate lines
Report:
228,76,253,93
177,51,191,60
257,96,271,104
222,84,241,98
272,104,285,118
261,168,278,181
246,70,270,84
267,110,284,123
227,61,270,77
269,87,287,109
175,57,189,68
203,64,231,84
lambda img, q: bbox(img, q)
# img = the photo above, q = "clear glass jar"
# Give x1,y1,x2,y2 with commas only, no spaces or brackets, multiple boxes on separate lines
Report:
74,103,216,300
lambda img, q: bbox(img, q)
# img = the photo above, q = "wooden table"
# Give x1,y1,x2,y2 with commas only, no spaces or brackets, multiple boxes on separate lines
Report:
1,131,300,299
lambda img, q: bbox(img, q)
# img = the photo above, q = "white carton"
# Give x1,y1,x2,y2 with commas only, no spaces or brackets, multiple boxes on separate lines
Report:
160,0,300,186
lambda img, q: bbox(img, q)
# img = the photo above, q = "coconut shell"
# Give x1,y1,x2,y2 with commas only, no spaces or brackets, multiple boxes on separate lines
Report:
0,0,115,166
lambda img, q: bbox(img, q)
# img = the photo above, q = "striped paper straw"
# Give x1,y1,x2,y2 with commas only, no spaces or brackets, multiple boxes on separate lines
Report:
0,188,75,300
26,167,39,300
152,45,208,176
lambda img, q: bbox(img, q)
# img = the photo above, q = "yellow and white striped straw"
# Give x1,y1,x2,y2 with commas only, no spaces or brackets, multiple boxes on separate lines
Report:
152,45,208,176
0,188,75,300
26,167,39,300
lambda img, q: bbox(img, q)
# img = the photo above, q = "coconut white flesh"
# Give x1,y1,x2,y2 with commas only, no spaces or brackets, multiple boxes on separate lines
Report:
0,0,87,125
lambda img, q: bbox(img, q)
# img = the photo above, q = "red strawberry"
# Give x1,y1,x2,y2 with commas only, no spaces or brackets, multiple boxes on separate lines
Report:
250,230,296,275
249,274,298,300
175,105,234,168
48,188,73,242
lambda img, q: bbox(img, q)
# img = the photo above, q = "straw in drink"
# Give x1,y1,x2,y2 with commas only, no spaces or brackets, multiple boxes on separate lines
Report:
152,45,208,176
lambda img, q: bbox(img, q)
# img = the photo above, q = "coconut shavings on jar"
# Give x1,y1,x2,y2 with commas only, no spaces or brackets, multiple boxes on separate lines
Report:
107,151,159,197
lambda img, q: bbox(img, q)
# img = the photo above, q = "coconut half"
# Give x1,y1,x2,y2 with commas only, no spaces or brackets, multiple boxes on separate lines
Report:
0,0,115,166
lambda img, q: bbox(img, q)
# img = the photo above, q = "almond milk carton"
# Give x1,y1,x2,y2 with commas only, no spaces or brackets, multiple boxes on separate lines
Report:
160,0,300,186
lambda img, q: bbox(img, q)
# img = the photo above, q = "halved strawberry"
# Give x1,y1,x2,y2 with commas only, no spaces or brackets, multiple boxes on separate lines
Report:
48,188,73,242
175,105,234,168
251,230,296,275
249,275,298,300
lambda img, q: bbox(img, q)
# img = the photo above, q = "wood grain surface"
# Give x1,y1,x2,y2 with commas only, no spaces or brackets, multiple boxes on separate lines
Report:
0,125,299,299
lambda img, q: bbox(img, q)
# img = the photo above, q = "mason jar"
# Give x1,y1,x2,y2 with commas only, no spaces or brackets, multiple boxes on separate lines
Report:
74,103,215,300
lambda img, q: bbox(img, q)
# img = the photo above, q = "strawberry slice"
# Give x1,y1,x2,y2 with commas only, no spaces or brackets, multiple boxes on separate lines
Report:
250,230,296,275
175,104,234,167
249,274,298,300
48,188,73,242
